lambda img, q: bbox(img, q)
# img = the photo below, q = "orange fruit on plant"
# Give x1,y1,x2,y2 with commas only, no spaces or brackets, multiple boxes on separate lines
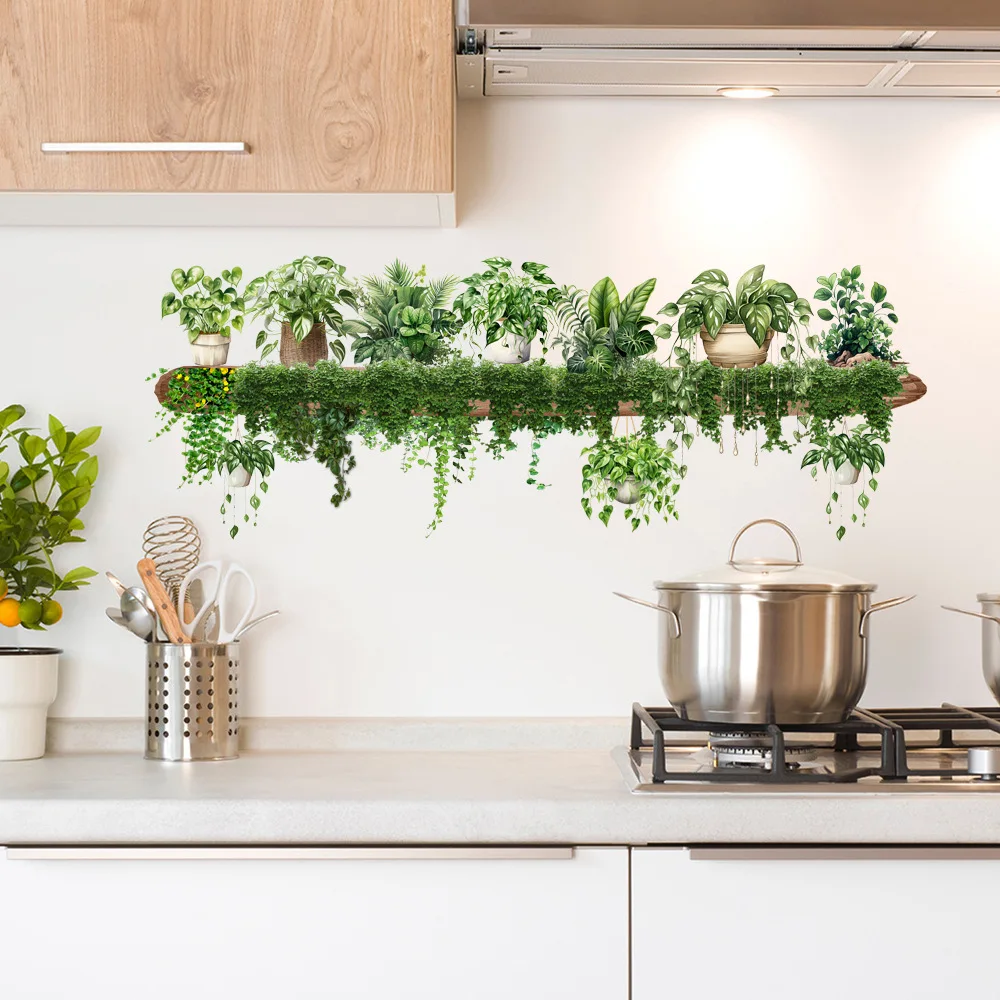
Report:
18,599,42,627
0,597,20,628
41,600,63,626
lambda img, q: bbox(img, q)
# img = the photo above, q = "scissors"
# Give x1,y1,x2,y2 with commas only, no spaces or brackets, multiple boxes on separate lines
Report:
177,561,256,642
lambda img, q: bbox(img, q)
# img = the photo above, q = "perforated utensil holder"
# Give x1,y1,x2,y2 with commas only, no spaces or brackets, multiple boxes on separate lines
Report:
145,642,240,761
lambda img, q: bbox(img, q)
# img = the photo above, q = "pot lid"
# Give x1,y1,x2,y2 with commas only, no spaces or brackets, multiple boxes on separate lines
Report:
654,519,877,594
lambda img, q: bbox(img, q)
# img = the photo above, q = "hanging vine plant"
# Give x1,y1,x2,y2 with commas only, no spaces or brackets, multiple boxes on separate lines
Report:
152,357,915,538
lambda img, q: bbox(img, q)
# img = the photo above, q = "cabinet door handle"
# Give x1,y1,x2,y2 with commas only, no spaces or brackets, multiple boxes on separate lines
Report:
4,846,575,862
687,847,1000,861
40,142,249,154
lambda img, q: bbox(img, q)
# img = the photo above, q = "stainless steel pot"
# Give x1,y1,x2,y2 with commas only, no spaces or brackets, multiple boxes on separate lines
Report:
942,598,1000,703
617,519,915,725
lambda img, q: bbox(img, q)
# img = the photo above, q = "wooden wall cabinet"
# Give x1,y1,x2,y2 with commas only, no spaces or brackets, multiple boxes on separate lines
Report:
0,0,456,224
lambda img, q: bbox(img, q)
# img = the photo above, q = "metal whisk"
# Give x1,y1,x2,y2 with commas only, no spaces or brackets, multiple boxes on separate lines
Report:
142,516,202,604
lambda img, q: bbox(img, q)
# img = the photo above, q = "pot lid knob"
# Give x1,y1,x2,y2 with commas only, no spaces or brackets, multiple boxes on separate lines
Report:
728,518,804,575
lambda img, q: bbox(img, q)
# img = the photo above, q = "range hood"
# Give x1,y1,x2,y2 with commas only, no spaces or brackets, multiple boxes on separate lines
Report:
455,0,1000,98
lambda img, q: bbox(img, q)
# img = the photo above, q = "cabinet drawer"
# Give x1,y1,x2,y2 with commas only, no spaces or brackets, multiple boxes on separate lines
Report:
632,846,1000,1000
0,0,454,193
0,846,627,999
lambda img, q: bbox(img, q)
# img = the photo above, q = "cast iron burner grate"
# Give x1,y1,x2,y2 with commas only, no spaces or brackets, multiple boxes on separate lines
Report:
629,703,1000,783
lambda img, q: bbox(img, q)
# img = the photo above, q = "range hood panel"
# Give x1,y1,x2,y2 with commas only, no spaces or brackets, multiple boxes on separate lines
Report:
468,0,1000,30
486,27,915,49
488,54,890,92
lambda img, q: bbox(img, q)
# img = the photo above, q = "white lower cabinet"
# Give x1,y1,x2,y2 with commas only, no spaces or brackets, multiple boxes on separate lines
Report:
0,846,628,1000
632,846,1000,1000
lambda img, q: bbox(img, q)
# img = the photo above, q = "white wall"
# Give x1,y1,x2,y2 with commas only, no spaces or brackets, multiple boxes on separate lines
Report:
1,97,997,718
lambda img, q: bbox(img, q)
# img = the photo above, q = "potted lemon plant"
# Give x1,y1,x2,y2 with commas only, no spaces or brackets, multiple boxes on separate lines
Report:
0,405,100,760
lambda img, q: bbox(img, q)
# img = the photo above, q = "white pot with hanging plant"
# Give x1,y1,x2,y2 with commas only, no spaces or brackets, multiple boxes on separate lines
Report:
656,265,814,369
216,436,276,538
454,258,560,365
161,265,245,366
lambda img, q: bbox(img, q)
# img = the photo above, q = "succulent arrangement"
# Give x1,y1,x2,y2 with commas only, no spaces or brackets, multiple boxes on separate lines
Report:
0,405,100,630
154,256,914,541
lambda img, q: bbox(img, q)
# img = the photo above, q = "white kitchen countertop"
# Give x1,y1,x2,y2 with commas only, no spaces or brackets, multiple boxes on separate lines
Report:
2,718,1000,845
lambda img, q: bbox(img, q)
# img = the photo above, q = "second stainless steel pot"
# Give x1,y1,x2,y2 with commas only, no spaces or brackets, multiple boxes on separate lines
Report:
617,519,915,726
942,598,1000,703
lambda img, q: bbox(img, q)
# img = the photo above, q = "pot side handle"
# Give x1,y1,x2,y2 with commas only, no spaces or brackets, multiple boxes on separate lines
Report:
613,592,682,639
941,605,1000,632
859,595,916,638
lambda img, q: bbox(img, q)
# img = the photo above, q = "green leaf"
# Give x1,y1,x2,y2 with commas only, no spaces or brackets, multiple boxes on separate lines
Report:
871,282,887,303
63,566,97,584
851,265,862,279
735,265,765,303
816,308,834,321
738,302,773,346
619,278,656,323
692,269,728,287
588,277,620,329
613,324,655,357
71,426,101,451
170,268,187,292
836,525,846,541
814,288,833,301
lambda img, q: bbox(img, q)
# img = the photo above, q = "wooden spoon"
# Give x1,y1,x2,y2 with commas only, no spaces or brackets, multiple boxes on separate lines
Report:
137,558,190,644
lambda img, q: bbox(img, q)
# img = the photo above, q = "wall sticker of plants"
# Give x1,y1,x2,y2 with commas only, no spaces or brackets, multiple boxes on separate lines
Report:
151,258,925,540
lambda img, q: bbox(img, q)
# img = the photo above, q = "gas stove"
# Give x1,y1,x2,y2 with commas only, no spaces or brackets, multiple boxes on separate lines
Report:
617,703,1000,791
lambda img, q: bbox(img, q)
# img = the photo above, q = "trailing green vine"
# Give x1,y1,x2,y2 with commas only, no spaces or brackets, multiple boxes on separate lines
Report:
154,357,903,537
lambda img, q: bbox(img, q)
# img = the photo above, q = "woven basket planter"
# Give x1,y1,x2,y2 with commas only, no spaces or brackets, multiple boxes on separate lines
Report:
280,321,328,367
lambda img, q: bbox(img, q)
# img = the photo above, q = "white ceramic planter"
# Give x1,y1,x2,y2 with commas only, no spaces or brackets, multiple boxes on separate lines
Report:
613,477,642,505
700,324,774,368
484,334,531,364
190,333,231,367
0,648,60,761
227,465,252,488
834,464,861,486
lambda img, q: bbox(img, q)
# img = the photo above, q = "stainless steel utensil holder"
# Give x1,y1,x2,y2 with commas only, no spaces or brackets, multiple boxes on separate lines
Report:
145,642,240,761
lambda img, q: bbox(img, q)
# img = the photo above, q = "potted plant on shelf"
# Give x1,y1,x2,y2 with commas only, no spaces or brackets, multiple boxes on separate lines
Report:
801,423,885,539
553,276,659,373
581,434,684,529
246,256,357,367
0,405,100,760
658,266,813,368
815,266,900,367
344,260,460,364
161,266,245,366
453,257,560,363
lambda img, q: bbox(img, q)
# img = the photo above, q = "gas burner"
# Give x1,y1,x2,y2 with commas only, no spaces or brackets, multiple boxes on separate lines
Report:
708,732,818,768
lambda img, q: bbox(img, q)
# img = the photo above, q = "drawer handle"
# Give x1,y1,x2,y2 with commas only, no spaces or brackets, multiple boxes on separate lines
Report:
5,846,575,862
687,847,1000,861
40,142,249,154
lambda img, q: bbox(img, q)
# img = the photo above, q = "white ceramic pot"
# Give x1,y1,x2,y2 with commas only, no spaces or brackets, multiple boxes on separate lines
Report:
700,324,775,368
834,464,861,486
0,648,60,761
613,477,642,505
190,333,231,367
227,465,252,488
484,334,531,364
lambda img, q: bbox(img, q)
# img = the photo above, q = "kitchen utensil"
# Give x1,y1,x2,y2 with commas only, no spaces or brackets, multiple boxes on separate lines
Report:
137,558,190,644
616,518,915,725
105,607,140,638
942,601,1000,703
145,641,240,761
119,589,158,642
105,571,127,597
177,561,256,643
141,516,202,604
232,610,280,641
